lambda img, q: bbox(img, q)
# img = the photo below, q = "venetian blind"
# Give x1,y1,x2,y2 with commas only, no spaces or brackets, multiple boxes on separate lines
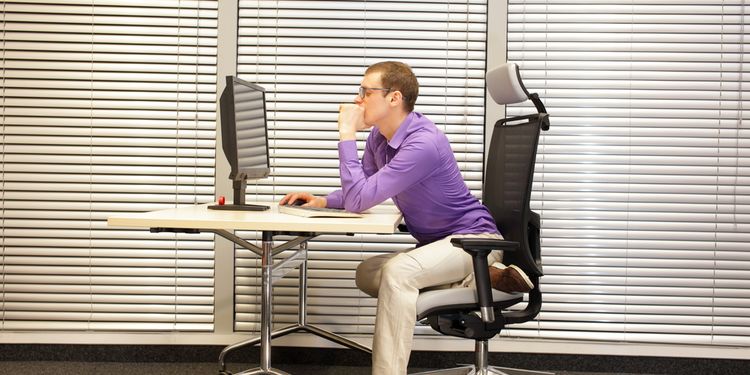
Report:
507,0,749,346
234,0,488,337
1,0,218,331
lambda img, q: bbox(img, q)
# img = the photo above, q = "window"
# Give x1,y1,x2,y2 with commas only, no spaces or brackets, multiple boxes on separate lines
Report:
1,0,218,332
507,0,750,346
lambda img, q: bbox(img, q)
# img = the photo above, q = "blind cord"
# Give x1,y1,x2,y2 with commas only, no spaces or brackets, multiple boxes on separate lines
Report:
713,0,725,345
1,0,7,330
194,2,201,206
87,0,94,331
464,2,469,177
444,2,449,134
735,0,746,228
624,0,634,340
271,1,279,203
174,0,183,330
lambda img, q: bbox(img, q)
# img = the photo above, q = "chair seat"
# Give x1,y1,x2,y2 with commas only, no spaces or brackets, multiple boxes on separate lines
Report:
416,287,522,321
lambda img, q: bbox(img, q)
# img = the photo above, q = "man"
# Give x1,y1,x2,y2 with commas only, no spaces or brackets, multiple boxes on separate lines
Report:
280,61,532,375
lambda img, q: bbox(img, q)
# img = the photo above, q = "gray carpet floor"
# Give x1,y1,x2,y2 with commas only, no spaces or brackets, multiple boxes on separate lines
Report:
1,345,746,375
0,361,662,375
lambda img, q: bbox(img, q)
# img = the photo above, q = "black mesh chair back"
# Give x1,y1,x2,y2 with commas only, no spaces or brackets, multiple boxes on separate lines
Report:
484,112,548,324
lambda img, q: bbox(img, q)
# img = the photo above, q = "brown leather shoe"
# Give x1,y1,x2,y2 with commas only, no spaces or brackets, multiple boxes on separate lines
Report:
489,264,533,293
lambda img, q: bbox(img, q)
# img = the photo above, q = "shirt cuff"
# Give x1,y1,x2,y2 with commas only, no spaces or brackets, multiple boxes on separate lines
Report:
325,190,344,209
338,139,359,162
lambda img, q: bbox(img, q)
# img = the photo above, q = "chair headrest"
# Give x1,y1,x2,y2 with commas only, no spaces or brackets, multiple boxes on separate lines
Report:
486,63,529,105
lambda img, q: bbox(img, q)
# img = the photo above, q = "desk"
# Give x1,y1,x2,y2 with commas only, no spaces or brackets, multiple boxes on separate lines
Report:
108,203,402,375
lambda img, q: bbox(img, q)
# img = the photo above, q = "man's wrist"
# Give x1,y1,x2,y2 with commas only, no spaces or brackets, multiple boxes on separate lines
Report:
339,130,356,141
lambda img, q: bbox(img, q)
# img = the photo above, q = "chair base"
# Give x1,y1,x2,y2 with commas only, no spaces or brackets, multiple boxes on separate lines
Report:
409,340,554,375
412,365,554,375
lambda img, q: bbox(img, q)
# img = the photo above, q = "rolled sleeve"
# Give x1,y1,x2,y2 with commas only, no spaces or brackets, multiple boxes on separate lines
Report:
325,189,344,209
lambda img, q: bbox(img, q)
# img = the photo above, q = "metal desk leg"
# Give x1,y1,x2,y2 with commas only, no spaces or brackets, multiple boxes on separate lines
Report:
259,232,275,373
222,231,288,375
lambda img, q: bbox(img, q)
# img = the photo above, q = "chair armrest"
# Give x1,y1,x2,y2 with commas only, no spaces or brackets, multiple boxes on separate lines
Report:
450,238,519,254
450,237,520,323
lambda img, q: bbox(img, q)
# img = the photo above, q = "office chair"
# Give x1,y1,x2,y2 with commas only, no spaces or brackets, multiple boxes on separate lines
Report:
412,63,550,375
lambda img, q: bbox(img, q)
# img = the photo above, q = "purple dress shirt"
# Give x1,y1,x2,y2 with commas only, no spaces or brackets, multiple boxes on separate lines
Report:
326,112,498,246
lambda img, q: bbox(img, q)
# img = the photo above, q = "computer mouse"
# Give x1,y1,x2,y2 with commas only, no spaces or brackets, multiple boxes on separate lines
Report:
289,199,306,206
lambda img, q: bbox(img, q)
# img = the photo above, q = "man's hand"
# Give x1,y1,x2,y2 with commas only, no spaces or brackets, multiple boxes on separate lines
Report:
338,103,368,141
279,192,326,208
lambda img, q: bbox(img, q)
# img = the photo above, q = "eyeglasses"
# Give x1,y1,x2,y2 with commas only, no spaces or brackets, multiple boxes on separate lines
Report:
358,86,391,99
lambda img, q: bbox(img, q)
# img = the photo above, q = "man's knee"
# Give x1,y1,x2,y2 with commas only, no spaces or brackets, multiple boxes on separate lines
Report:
355,256,383,298
355,252,417,297
379,253,420,290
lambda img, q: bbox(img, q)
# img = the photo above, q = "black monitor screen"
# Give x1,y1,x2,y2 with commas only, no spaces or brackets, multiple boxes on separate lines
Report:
220,76,270,180
210,76,270,211
234,81,269,176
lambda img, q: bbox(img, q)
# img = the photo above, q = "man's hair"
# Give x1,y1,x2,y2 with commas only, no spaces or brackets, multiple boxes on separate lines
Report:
365,61,419,112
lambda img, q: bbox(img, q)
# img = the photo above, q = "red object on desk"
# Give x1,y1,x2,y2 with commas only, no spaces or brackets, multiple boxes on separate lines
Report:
218,196,225,205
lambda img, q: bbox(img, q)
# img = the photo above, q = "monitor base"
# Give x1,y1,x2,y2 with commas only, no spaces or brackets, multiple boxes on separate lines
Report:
208,203,269,211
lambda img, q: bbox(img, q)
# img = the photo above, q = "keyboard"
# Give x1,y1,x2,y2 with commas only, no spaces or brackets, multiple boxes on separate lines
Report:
278,205,363,218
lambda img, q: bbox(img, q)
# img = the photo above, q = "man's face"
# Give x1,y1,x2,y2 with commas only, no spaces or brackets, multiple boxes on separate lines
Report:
355,72,392,127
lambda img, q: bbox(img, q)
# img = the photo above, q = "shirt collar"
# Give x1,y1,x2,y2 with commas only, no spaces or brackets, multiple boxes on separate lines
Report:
386,112,419,149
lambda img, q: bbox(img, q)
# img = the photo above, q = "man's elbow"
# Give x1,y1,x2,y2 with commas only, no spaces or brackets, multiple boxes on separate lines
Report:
344,201,366,213
342,189,376,213
343,196,375,213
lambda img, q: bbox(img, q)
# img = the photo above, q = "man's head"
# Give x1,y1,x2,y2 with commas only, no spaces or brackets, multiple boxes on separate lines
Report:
354,61,419,129
362,61,419,113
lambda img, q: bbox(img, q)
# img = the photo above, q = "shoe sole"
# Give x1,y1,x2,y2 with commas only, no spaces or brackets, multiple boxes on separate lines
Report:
508,264,534,290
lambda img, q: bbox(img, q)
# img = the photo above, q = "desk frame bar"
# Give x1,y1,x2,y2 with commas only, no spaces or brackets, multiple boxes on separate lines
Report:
216,230,371,375
209,229,262,256
260,231,273,372
298,241,308,325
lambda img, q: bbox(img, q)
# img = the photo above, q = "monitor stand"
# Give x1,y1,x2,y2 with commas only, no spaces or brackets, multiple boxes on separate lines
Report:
208,178,269,211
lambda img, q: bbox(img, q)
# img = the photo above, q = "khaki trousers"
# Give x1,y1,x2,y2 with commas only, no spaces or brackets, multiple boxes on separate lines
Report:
355,233,503,375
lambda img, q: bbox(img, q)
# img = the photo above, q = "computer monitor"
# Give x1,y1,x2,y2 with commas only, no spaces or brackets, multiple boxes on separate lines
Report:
209,75,270,211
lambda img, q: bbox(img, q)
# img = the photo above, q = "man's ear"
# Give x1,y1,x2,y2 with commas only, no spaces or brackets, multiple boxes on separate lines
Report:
389,90,403,107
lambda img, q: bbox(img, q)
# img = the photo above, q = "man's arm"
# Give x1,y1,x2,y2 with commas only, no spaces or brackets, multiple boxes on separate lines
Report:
325,132,377,209
338,136,439,212
326,104,378,209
